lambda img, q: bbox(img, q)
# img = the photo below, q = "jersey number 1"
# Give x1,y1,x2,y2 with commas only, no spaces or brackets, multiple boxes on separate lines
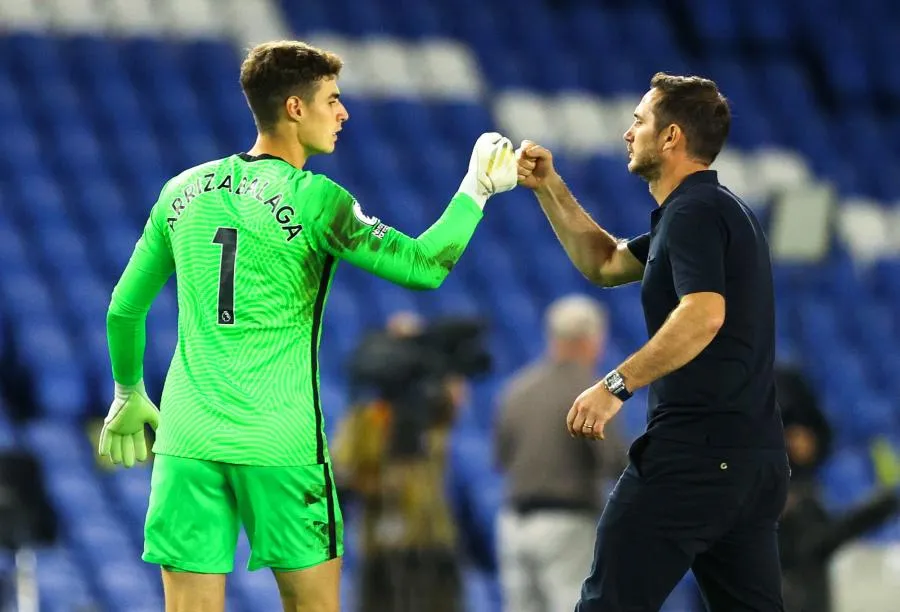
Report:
213,227,237,325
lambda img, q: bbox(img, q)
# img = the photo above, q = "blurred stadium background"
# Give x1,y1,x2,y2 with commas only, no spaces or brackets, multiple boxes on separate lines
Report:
0,0,899,610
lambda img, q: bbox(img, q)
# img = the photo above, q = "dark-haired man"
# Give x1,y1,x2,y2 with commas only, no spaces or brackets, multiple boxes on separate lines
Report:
97,40,518,612
517,73,789,611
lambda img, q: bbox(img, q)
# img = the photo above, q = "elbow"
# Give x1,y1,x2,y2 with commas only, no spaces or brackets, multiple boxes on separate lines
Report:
584,247,620,288
703,297,726,336
106,307,135,333
580,237,618,287
681,292,725,341
412,260,452,290
585,265,620,289
698,303,725,340
576,256,609,286
578,266,605,286
592,272,617,288
407,274,445,291
106,295,147,327
707,311,725,335
425,274,447,290
702,313,725,341
106,300,126,326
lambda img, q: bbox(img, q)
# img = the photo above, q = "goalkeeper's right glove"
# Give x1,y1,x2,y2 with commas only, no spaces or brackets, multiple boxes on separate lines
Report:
98,380,160,468
457,132,518,210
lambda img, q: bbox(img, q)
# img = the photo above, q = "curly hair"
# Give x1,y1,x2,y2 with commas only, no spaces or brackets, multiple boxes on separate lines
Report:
239,41,343,132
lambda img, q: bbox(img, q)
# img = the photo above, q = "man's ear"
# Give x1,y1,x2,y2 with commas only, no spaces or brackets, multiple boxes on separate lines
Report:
661,124,681,152
285,96,304,123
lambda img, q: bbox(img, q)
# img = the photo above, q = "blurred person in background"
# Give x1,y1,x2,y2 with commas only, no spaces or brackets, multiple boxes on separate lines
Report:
494,294,627,612
774,362,900,612
775,362,833,485
774,361,835,612
332,311,472,612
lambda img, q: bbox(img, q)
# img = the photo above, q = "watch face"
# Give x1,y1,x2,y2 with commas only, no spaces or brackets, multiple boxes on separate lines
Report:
605,372,622,391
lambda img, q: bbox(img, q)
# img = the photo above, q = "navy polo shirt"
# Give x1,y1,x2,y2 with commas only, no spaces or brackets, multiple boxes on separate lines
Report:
625,170,785,450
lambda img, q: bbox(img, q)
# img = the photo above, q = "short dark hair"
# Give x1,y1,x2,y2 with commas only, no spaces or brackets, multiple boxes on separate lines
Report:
239,41,343,132
649,72,731,165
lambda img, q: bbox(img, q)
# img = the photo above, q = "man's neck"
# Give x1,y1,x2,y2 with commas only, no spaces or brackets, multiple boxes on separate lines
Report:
648,160,709,206
247,130,308,170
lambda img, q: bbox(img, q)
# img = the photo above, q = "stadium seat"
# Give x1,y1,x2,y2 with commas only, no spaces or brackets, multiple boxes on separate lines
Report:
35,546,99,611
819,448,877,512
1,0,899,606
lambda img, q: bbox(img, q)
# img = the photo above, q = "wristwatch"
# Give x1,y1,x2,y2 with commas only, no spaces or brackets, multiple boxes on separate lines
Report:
602,369,633,402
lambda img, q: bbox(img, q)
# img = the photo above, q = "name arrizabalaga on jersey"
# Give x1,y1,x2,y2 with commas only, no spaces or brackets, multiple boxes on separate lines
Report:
166,172,303,241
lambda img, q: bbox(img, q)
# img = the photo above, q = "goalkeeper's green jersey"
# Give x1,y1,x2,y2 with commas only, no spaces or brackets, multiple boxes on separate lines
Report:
107,153,483,466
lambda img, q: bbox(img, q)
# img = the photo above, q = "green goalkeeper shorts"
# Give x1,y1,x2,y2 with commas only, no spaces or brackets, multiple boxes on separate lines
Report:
142,454,343,573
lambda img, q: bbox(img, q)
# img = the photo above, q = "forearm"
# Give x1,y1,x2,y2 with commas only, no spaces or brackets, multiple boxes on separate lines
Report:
406,192,483,287
617,302,720,391
534,174,619,283
107,308,147,387
341,192,483,290
107,256,172,385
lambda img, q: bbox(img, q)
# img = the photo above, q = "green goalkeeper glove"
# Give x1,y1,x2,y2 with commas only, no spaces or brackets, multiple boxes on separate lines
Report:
457,132,518,210
98,380,160,468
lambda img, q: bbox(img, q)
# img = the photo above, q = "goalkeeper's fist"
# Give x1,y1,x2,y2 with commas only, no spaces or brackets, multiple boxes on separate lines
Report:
458,132,518,209
98,381,160,468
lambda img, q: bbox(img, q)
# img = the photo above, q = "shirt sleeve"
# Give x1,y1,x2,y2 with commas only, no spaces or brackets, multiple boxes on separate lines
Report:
665,199,727,298
303,178,484,290
107,198,176,386
625,233,651,265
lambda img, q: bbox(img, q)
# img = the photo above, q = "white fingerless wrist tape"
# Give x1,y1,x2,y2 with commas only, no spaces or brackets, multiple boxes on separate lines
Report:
458,174,488,210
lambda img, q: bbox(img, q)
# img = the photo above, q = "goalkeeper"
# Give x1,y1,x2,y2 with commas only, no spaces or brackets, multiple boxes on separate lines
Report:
98,40,517,612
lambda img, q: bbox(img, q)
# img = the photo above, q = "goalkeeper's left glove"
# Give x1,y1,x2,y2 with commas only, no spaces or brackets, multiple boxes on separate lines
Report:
98,380,160,468
457,132,518,210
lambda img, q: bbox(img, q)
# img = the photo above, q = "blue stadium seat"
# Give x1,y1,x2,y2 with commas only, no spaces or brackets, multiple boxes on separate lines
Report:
0,70,24,121
736,0,794,48
18,321,90,417
0,1,899,598
105,466,153,528
95,555,165,612
819,448,876,512
35,547,99,611
389,0,446,38
38,224,95,280
5,34,66,87
0,402,13,449
13,173,70,226
684,0,740,51
278,0,329,33
0,274,57,326
0,218,30,271
91,82,148,139
819,20,872,107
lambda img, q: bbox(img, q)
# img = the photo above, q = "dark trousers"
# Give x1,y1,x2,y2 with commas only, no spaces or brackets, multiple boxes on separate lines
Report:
577,435,790,612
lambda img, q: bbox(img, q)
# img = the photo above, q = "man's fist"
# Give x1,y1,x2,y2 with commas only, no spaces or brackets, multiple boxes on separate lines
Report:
516,140,557,190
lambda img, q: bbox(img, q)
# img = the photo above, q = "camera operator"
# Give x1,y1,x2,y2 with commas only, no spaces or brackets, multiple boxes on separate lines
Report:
332,311,491,612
